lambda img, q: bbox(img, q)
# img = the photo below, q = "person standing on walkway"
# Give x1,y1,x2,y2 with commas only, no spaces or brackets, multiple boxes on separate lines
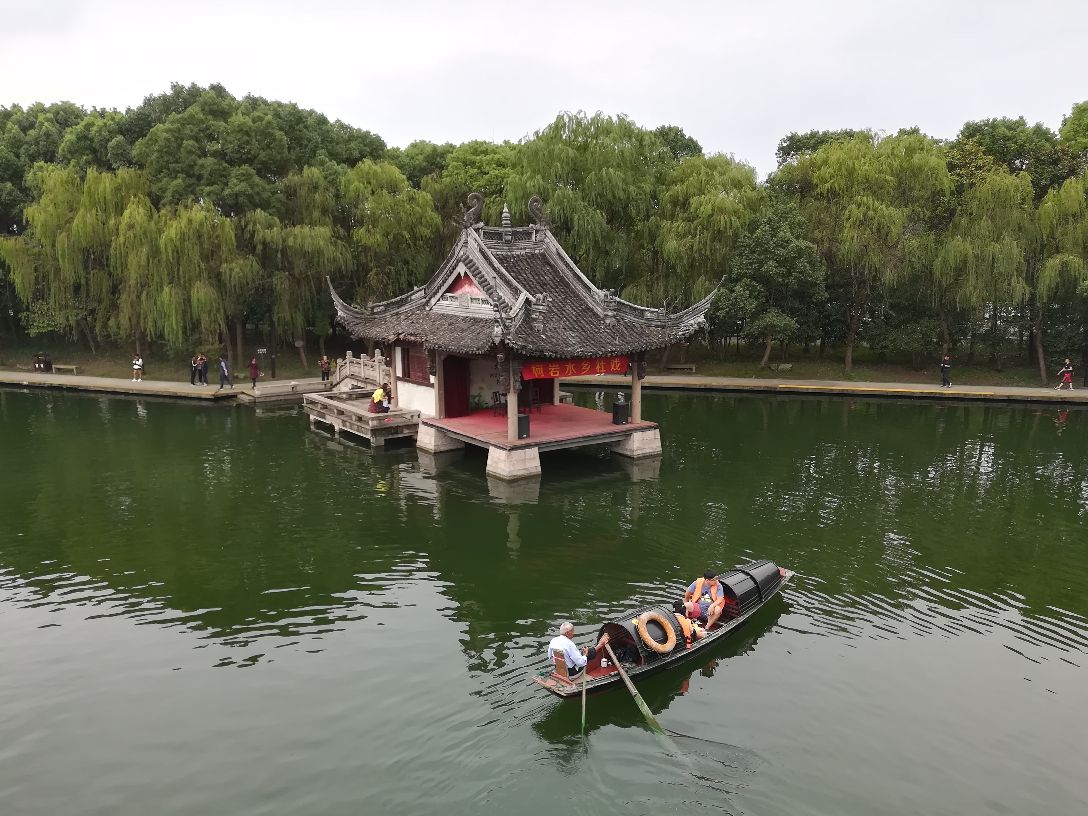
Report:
198,353,209,385
939,355,952,388
132,353,144,382
190,353,199,385
1056,359,1075,390
319,355,332,382
217,355,233,390
247,357,262,388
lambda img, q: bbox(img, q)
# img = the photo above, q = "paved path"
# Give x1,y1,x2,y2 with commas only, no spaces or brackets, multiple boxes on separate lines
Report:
563,374,1088,406
0,370,236,400
0,370,330,403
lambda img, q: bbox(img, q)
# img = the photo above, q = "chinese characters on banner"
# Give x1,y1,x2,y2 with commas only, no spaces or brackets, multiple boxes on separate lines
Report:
521,355,630,380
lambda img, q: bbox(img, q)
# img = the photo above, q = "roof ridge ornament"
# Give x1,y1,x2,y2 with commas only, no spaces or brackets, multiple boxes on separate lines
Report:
502,202,512,243
601,288,616,328
462,192,484,229
527,195,549,228
531,293,550,334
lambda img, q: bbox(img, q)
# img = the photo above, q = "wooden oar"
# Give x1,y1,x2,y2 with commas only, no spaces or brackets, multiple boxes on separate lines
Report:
580,666,587,735
604,642,665,735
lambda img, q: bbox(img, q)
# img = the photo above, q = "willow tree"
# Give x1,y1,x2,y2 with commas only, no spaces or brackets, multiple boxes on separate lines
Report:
240,209,351,367
0,165,145,350
777,133,949,370
639,154,763,306
504,113,671,291
158,202,237,353
340,160,440,303
110,195,162,351
1034,173,1088,382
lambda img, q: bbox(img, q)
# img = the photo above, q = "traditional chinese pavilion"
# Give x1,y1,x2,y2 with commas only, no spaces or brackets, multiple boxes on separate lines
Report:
328,195,714,479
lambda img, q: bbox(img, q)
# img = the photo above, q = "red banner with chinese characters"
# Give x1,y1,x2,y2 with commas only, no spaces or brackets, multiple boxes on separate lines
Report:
521,355,630,380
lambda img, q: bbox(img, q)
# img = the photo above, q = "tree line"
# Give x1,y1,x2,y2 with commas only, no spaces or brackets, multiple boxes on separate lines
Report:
3,83,1088,381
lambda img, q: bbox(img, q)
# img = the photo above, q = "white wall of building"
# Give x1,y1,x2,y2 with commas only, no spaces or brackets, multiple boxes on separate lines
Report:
398,380,436,416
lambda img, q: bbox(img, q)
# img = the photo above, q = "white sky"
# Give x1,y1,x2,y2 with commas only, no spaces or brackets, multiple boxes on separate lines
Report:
2,0,1085,176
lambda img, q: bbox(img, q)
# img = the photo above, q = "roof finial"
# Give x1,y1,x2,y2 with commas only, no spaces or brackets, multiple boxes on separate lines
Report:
502,202,512,242
462,192,484,229
528,195,549,228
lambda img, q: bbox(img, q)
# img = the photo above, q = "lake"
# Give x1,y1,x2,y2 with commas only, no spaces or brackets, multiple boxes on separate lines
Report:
1,387,1085,816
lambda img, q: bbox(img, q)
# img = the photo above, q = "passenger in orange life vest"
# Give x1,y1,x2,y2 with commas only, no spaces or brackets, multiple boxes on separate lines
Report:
685,570,727,628
671,600,707,648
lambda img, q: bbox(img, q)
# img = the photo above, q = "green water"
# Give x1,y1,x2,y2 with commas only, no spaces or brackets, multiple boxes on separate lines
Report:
1,388,1086,816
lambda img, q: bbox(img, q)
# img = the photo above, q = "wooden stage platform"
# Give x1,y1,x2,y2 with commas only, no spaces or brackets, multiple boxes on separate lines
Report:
423,403,657,452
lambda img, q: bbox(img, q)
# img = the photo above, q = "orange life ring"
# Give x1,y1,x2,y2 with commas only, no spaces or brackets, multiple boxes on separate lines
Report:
637,611,677,654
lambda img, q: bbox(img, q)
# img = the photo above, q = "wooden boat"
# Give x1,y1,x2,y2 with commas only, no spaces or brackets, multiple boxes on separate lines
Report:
535,560,793,697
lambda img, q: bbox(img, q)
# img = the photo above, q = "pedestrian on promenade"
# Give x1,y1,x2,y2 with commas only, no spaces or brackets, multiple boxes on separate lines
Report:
248,357,262,388
319,355,332,382
132,353,144,382
1056,359,1074,390
217,355,233,390
198,353,208,385
939,355,952,388
190,353,199,385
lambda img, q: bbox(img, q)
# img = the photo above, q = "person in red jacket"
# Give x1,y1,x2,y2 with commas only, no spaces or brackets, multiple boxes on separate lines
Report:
248,357,262,388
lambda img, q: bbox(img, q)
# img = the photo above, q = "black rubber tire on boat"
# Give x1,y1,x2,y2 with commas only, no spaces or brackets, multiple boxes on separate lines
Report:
637,610,677,654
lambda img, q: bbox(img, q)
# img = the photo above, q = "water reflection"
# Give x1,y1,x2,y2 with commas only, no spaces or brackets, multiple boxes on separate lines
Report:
3,388,1088,814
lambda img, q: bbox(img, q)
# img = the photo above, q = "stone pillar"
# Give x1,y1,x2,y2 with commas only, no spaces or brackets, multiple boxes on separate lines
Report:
631,360,642,423
611,428,662,459
506,358,518,443
486,445,542,480
552,378,561,405
416,423,464,453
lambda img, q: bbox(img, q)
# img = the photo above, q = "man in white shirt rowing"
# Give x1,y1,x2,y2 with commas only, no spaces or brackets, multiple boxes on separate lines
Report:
547,622,610,679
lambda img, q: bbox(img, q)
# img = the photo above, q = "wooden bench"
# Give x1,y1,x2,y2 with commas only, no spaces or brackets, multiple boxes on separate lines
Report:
51,364,80,375
665,364,696,373
768,363,793,373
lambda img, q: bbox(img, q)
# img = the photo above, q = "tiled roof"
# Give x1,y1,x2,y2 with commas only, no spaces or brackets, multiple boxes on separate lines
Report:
330,223,714,357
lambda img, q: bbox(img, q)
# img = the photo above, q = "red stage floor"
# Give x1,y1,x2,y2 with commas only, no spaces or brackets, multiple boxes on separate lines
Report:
424,403,656,451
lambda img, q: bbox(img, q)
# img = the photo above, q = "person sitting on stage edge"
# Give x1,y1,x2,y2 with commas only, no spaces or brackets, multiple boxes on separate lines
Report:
368,383,389,413
685,570,727,629
547,622,609,679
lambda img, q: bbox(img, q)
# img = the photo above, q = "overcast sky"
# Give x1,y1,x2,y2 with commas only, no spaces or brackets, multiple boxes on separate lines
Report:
2,0,1085,175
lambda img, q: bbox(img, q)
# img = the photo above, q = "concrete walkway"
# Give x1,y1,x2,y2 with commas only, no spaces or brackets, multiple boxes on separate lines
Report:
0,370,331,403
0,370,236,400
563,373,1088,406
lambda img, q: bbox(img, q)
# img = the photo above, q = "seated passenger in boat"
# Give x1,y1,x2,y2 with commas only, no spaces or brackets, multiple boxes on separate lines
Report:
546,622,609,679
685,570,727,628
671,601,707,648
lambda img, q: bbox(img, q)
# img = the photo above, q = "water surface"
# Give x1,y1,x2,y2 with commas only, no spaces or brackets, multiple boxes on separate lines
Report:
0,388,1085,815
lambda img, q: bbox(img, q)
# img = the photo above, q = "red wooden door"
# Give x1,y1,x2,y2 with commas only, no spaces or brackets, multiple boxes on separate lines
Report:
442,356,471,418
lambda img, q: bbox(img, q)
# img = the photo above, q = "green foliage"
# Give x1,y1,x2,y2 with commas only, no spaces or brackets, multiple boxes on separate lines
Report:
8,84,1088,374
715,200,826,361
340,160,441,302
646,155,762,303
654,125,703,162
387,140,454,187
505,112,671,290
775,129,863,166
1059,101,1088,156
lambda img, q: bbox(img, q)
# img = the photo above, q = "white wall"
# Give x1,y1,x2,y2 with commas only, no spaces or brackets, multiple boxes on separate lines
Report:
398,379,436,416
